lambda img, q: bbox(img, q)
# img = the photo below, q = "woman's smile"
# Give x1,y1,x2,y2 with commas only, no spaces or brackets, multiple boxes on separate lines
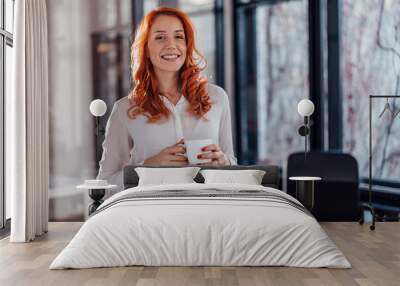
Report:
161,53,181,62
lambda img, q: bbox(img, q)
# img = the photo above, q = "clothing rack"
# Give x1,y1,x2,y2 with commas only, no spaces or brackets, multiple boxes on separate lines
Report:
360,95,400,230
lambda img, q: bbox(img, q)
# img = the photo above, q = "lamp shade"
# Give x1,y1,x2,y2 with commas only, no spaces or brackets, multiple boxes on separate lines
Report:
89,99,107,117
297,99,315,117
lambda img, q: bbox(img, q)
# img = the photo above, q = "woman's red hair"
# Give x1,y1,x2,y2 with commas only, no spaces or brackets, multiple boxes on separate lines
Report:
128,7,211,123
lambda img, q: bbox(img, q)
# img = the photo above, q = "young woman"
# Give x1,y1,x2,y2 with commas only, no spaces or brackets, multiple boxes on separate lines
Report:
97,7,237,191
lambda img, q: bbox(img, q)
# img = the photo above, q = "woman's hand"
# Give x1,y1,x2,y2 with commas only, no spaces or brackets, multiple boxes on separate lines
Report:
197,144,227,165
144,139,188,166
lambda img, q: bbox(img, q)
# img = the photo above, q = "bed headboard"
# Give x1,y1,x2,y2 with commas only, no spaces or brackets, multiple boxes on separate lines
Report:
123,165,282,190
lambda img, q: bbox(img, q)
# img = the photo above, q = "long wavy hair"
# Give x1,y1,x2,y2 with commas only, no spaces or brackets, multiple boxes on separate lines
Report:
128,7,211,123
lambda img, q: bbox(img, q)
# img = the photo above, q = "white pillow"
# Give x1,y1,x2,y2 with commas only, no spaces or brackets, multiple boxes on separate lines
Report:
200,169,266,185
135,167,201,186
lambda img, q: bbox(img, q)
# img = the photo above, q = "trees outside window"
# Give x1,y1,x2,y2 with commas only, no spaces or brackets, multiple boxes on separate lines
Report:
342,0,400,181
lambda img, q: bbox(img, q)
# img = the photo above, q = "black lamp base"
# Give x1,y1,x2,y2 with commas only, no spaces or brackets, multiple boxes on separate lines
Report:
88,189,105,215
295,180,315,210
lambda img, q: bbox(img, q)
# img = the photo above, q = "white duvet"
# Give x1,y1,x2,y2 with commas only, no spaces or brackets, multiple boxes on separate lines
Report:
50,183,351,269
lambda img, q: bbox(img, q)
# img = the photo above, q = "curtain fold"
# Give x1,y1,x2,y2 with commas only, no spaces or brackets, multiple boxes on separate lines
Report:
10,0,49,242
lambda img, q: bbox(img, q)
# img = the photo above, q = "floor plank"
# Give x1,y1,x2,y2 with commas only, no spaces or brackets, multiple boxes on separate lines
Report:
0,222,399,286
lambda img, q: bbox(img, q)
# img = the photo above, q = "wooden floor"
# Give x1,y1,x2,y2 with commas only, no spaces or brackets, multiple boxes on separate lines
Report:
0,222,399,286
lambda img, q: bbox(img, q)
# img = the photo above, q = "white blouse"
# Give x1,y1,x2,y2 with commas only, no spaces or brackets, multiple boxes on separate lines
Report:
97,83,237,192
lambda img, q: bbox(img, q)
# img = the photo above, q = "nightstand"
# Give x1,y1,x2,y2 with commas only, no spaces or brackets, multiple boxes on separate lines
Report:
77,182,117,215
289,176,321,210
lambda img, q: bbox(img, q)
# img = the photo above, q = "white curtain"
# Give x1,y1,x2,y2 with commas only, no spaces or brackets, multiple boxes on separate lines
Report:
10,0,49,242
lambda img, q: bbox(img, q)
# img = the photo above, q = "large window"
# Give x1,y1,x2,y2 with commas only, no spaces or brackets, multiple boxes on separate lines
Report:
342,1,400,182
235,0,309,165
1,0,14,230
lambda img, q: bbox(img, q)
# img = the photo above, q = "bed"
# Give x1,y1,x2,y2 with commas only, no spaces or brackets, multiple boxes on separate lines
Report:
50,165,350,269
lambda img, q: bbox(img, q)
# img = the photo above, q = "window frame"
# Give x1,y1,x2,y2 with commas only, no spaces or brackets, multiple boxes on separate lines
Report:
326,0,342,150
233,0,324,164
1,0,14,232
234,0,400,192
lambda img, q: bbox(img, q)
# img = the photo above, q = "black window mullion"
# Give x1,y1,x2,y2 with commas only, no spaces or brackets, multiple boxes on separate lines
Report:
308,0,325,151
214,0,224,88
131,0,144,31
159,0,178,7
233,3,244,163
234,5,258,164
327,0,342,150
130,0,144,91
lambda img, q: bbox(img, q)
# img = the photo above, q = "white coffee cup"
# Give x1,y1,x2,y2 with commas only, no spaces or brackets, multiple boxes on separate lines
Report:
185,139,213,164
